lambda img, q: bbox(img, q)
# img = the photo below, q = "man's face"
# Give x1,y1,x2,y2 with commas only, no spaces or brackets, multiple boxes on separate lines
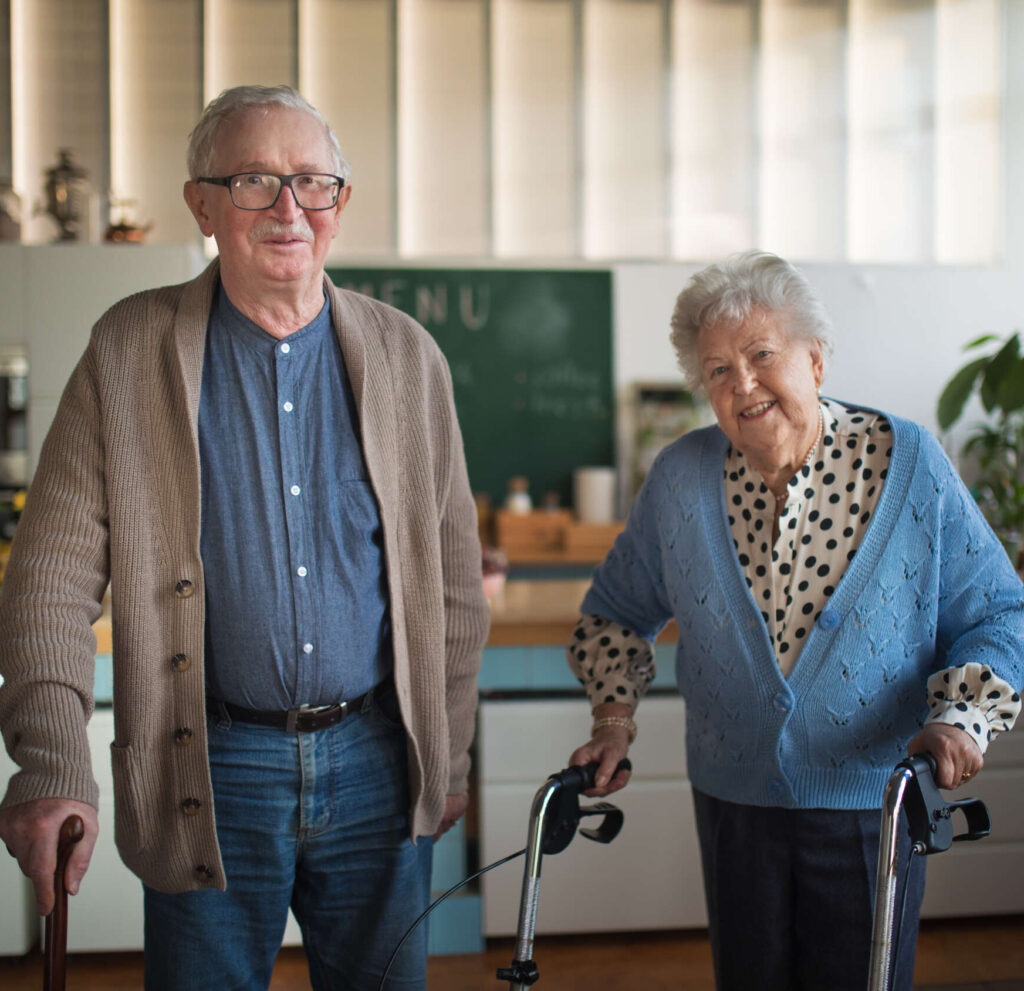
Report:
184,106,350,292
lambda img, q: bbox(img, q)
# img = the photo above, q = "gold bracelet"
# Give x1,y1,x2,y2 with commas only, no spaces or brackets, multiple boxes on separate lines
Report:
591,715,637,744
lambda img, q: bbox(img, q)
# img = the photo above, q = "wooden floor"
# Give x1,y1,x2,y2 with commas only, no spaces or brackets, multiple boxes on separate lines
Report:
1,915,1023,990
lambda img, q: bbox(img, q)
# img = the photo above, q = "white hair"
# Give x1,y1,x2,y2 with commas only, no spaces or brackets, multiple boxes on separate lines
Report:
186,85,350,182
669,251,834,389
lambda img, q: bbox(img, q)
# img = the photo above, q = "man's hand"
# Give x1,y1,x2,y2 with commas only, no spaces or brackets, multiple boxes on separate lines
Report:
907,723,984,791
0,797,99,915
434,792,469,840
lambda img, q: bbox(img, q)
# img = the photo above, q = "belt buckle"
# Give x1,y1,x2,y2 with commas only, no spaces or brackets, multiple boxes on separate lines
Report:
286,701,346,733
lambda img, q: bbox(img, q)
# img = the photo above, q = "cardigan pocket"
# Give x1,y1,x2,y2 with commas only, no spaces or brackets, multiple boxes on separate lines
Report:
109,741,159,859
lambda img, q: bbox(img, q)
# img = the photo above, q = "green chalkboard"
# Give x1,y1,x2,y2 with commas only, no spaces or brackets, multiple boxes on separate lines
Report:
327,267,614,508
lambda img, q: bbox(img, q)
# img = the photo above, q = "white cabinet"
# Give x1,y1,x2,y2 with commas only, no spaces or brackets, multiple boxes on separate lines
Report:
478,695,706,936
921,722,1024,918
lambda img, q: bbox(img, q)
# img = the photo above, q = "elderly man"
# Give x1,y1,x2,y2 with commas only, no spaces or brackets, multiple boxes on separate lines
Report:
0,85,489,990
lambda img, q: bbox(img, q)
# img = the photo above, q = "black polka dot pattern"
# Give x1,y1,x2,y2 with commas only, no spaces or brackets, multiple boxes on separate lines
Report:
566,613,655,710
925,661,1022,751
724,400,890,675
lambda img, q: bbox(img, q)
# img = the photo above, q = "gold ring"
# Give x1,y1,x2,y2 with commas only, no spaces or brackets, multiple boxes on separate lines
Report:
960,771,973,782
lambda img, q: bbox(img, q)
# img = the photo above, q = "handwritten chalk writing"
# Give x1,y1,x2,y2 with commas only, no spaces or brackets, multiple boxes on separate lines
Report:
339,279,490,332
416,285,447,325
527,393,611,420
460,285,490,330
530,361,601,391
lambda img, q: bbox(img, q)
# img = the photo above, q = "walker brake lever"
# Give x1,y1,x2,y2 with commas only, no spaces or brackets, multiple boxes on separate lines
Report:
898,753,991,855
540,759,631,855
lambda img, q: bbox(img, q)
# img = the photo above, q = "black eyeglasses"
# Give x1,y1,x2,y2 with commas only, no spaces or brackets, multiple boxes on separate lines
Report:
197,172,345,210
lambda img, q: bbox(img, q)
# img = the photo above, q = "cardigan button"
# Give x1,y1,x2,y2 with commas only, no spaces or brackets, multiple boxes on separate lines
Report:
819,609,840,630
170,653,191,672
773,692,791,713
194,864,214,882
175,579,195,598
181,797,202,816
174,727,194,746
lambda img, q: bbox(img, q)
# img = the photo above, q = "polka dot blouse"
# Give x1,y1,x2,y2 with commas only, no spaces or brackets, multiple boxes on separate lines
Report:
567,399,1021,754
726,400,886,676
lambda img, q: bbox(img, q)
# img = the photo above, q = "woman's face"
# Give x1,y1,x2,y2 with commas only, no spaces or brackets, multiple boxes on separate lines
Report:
698,311,824,480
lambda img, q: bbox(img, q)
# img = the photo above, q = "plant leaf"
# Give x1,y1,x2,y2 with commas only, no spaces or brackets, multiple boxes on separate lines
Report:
937,356,989,430
964,333,1000,351
980,333,1021,412
997,358,1024,414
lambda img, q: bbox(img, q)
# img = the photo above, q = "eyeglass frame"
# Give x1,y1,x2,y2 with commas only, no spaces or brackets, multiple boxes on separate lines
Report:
196,172,346,211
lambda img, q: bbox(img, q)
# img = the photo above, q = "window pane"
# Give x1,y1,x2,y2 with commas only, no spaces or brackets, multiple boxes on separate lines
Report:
759,0,845,260
398,0,488,256
583,0,667,259
847,0,936,263
934,0,999,264
671,0,755,260
110,0,201,244
492,0,577,257
205,0,297,99
301,0,395,257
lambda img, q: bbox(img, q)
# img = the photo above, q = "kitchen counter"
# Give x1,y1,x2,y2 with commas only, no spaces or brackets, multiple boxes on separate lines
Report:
487,578,677,646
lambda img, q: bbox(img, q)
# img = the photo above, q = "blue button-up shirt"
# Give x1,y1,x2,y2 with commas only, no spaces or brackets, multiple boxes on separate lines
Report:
198,285,392,709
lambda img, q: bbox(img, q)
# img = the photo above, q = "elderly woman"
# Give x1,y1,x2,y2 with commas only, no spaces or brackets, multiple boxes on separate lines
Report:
567,252,1023,991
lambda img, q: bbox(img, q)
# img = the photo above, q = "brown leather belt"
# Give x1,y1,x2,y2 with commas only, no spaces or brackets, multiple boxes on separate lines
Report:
207,679,387,733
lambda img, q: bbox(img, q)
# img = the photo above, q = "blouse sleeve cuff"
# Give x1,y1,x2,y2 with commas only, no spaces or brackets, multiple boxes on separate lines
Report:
925,662,1022,754
566,613,656,712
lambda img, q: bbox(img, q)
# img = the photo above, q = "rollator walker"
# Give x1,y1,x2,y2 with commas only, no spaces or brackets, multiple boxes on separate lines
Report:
496,759,630,989
867,753,991,991
497,753,993,991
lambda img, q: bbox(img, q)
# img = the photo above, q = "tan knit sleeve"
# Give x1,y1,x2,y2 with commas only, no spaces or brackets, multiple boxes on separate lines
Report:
434,357,490,796
0,343,109,810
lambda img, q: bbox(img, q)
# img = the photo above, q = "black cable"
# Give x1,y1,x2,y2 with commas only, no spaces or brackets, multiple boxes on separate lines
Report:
376,846,526,991
888,842,921,990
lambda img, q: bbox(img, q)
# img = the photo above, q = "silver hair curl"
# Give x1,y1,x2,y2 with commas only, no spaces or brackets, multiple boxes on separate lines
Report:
186,85,350,182
669,251,834,389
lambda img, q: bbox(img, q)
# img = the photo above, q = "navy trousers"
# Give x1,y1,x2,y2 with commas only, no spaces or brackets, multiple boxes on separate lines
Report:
693,789,926,991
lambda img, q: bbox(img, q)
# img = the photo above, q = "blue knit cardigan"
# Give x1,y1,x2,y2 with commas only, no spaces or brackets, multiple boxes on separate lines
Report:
582,406,1024,810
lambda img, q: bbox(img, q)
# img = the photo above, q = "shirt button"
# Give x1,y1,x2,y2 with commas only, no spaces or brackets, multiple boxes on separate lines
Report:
283,401,293,412
170,653,191,672
174,727,194,746
181,798,202,816
296,566,307,577
280,343,291,354
175,579,194,598
302,643,313,654
194,864,214,882
290,485,301,496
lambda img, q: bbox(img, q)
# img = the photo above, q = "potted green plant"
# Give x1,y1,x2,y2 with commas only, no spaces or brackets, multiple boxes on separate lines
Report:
937,330,1024,570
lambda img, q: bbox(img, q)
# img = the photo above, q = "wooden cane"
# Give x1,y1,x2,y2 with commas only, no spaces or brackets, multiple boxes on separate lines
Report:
43,814,84,991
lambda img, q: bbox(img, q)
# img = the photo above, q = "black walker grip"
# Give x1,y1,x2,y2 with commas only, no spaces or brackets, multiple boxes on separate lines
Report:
575,758,632,792
540,760,632,855
899,752,991,854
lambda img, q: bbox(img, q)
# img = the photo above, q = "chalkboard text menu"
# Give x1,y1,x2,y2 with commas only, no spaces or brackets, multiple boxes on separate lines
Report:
327,267,614,509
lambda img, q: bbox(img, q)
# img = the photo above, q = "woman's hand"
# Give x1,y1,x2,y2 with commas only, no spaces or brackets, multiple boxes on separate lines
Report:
569,703,635,797
907,723,984,791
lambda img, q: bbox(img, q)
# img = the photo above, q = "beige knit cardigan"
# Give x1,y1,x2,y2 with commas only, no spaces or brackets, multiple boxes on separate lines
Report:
0,260,490,893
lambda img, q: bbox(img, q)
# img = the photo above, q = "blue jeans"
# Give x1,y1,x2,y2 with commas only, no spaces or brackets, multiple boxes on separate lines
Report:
143,690,433,991
693,789,926,991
